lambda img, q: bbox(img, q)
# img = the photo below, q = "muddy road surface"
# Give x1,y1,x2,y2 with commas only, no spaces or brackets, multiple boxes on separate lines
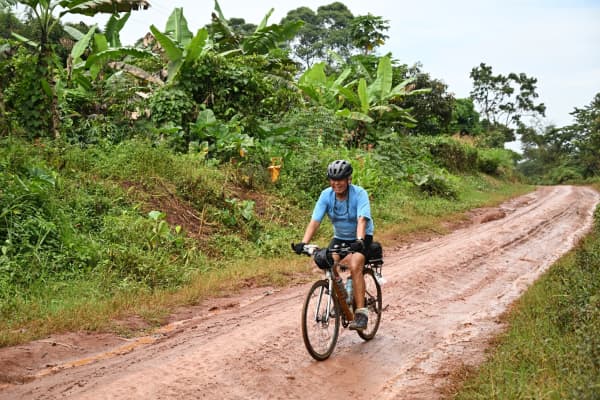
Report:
1,185,598,399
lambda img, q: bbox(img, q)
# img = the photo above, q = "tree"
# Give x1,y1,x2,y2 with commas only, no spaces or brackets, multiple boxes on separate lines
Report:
0,8,24,38
520,123,572,173
518,95,600,181
316,2,354,61
449,98,482,135
282,3,388,70
470,62,546,144
393,65,454,136
207,0,302,56
349,14,389,55
280,6,323,69
566,92,600,177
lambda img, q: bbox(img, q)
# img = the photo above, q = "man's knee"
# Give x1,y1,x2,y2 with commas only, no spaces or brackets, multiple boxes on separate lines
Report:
349,254,365,272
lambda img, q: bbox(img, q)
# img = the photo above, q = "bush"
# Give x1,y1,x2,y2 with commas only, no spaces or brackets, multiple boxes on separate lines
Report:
412,171,458,199
547,166,583,184
477,148,516,176
148,87,196,128
423,136,478,173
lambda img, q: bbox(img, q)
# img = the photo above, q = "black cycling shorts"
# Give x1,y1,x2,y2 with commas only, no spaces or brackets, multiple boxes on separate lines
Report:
328,235,373,258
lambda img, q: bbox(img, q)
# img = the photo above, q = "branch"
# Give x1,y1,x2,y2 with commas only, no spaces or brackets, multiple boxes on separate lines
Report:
107,61,164,85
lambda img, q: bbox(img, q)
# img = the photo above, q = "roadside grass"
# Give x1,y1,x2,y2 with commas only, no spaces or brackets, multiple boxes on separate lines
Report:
451,184,600,400
0,170,532,347
0,256,311,346
0,138,533,347
375,175,532,245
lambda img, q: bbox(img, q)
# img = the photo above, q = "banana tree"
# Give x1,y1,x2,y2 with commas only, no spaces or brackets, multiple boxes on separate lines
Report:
0,0,151,138
337,55,431,125
297,61,353,110
209,0,303,55
64,18,158,87
149,8,214,84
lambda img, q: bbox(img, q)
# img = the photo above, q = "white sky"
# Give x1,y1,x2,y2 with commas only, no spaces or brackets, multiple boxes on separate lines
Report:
60,0,599,132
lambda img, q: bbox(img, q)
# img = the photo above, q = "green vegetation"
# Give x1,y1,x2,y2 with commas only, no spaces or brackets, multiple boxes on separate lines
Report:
0,2,599,396
0,134,531,346
453,186,600,399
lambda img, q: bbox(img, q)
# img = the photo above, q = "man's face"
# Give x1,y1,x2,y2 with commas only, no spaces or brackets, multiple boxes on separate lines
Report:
329,178,349,195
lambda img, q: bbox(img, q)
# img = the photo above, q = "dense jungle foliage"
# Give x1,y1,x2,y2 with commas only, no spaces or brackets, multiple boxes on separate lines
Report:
0,0,598,350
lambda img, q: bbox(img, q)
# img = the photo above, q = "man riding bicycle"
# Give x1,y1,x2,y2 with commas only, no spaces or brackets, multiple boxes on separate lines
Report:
293,159,374,330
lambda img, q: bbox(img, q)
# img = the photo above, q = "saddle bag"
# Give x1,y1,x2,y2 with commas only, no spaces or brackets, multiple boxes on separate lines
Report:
368,241,383,263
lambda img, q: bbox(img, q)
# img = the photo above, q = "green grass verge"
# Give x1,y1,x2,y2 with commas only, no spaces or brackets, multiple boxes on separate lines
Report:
0,138,533,347
452,185,600,400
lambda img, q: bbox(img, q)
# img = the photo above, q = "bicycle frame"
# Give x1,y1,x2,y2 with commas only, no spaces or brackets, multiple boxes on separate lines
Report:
314,267,353,327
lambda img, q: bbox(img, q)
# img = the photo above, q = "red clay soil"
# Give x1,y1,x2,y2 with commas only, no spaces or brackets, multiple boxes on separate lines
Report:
0,185,598,399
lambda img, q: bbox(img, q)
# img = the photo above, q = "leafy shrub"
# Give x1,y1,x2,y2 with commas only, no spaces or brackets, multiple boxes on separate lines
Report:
411,171,458,199
2,48,52,136
424,136,478,173
66,114,125,145
476,148,519,179
547,166,583,184
180,54,301,131
148,87,195,128
278,147,333,206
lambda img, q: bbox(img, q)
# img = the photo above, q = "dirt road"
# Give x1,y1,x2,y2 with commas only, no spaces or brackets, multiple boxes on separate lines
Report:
1,185,598,399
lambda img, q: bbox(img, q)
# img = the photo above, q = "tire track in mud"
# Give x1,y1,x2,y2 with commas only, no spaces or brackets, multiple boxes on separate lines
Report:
1,185,598,400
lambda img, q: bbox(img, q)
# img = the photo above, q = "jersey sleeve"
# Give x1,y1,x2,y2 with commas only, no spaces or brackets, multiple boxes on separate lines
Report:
311,189,329,222
356,187,372,221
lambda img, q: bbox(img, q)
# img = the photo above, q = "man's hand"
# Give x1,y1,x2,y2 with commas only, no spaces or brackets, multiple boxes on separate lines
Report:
350,239,364,252
292,242,306,254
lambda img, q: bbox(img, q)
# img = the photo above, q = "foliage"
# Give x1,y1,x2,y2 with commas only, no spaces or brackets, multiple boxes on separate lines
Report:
2,47,53,136
179,53,300,130
148,86,195,127
348,13,389,55
470,62,546,145
275,105,347,146
449,98,482,135
207,0,303,56
299,55,430,145
0,8,24,39
408,168,457,199
282,3,388,69
188,109,253,161
147,210,183,250
149,9,212,84
421,136,478,173
566,92,600,177
518,93,600,183
393,66,454,136
477,147,516,176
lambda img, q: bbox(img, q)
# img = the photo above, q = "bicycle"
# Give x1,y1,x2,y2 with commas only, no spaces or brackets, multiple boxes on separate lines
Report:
295,242,384,361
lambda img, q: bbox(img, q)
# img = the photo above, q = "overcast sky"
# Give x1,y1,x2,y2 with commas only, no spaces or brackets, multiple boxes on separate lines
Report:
61,0,599,135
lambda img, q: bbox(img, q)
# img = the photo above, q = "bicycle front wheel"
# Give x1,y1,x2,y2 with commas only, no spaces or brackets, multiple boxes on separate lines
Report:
301,279,340,361
357,268,382,340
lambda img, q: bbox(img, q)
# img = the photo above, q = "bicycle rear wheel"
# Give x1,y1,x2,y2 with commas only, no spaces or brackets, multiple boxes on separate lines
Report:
301,279,340,361
357,268,382,340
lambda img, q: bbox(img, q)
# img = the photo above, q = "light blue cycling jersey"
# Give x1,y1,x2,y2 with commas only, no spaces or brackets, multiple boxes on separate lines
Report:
311,184,374,240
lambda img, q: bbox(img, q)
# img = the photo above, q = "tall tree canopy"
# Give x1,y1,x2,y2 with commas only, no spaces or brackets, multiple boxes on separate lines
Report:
566,92,600,177
470,62,546,144
281,2,388,70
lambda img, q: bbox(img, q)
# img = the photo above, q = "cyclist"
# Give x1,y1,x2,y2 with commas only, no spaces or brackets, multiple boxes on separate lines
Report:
293,159,374,330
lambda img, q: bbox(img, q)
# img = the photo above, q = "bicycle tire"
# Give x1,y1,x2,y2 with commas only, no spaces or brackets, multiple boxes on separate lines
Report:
357,268,382,340
301,279,340,361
